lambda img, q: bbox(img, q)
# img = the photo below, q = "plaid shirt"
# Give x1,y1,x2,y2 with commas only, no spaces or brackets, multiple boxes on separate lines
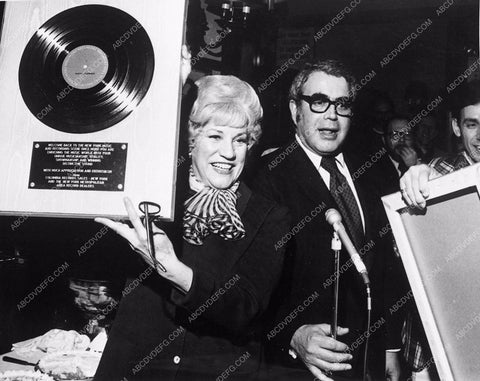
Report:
402,303,431,371
429,151,473,177
403,151,474,371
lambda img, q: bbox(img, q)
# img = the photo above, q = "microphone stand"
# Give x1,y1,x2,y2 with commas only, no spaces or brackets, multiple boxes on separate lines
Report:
324,231,341,379
330,231,341,339
325,209,372,381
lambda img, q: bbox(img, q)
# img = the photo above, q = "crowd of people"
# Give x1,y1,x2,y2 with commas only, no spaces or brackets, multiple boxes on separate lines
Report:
92,46,480,381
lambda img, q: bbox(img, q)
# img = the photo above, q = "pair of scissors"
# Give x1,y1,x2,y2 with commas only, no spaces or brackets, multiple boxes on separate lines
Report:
138,201,166,272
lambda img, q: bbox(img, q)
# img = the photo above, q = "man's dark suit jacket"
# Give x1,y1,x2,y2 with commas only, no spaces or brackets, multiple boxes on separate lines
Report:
250,140,404,379
375,154,403,197
94,183,289,381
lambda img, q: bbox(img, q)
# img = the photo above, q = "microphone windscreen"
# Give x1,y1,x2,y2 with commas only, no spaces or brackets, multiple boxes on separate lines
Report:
325,208,342,226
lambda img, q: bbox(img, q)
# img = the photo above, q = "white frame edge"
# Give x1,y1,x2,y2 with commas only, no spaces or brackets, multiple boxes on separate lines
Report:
381,163,480,381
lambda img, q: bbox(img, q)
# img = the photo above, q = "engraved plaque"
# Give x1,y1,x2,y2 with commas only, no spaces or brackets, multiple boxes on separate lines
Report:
29,142,127,191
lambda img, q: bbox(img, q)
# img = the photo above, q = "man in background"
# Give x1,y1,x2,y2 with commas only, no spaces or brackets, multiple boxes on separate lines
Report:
384,116,422,175
400,80,480,207
375,115,422,196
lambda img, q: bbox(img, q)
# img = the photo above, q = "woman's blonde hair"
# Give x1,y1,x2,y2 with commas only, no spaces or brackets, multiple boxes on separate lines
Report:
188,75,262,149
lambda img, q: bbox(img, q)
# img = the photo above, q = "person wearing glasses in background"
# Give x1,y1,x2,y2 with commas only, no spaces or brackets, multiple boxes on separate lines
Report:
384,116,422,175
251,60,404,381
374,115,423,197
93,49,289,380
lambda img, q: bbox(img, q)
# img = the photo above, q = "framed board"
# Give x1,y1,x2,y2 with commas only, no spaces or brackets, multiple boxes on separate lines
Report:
0,0,187,220
382,163,480,381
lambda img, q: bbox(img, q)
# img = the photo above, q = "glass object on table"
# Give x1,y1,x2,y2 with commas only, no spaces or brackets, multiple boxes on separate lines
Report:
68,278,119,339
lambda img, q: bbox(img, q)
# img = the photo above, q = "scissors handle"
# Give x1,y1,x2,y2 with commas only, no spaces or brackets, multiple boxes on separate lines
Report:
139,201,166,273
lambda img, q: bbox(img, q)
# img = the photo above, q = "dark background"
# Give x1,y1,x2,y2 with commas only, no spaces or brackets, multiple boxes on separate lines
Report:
188,0,479,151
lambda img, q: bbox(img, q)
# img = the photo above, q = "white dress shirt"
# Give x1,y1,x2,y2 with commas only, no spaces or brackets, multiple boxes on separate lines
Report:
295,134,365,232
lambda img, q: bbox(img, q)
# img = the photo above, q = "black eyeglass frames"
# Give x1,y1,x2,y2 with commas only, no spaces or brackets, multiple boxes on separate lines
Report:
299,94,353,117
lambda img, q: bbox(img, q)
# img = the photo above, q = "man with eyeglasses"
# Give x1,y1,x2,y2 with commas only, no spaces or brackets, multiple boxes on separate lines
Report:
384,116,421,174
374,115,423,196
252,60,403,381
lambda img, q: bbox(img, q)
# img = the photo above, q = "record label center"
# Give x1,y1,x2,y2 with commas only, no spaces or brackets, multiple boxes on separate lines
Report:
62,45,109,90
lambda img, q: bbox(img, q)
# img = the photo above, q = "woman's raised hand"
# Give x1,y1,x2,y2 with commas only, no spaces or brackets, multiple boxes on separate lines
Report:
95,198,193,292
95,197,177,270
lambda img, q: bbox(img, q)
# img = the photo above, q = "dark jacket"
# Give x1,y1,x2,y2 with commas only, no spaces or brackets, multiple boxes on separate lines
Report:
374,154,403,197
94,183,289,381
249,141,405,379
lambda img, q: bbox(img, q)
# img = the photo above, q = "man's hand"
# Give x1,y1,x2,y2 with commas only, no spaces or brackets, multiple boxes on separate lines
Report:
385,351,402,381
399,164,432,209
397,146,419,167
290,324,352,381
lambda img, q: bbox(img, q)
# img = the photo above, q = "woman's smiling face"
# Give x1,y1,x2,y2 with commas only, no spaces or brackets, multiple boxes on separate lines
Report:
191,122,249,189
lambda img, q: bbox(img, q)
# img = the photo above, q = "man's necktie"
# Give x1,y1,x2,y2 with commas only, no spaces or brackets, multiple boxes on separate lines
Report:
321,156,364,249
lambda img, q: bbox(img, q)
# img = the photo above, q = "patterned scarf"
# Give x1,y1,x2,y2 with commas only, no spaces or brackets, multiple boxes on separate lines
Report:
183,169,245,245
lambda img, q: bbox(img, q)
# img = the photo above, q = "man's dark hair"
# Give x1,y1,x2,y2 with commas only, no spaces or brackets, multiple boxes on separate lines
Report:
451,80,480,120
288,59,357,102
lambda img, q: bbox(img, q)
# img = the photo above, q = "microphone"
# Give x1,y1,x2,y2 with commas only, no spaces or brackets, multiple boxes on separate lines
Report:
325,208,370,286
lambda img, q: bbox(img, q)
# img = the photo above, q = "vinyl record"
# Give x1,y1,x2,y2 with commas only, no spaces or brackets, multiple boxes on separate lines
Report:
18,4,155,133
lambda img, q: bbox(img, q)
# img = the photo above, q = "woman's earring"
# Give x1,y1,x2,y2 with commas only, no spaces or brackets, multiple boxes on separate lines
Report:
188,141,194,157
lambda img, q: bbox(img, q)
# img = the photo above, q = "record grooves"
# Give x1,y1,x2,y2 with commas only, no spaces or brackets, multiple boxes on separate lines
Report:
18,5,155,133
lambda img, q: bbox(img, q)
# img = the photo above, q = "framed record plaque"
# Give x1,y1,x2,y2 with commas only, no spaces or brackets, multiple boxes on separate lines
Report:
382,164,480,381
0,0,186,219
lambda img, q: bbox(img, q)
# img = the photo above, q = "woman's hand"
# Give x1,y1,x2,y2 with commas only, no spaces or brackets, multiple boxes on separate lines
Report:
95,197,193,292
95,197,175,267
